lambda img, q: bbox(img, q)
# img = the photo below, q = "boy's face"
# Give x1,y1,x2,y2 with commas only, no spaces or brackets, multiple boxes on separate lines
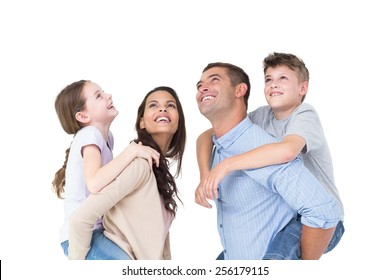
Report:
264,65,308,119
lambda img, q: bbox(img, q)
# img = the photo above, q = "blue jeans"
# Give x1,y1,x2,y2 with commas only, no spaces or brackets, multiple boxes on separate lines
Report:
61,228,131,260
216,217,345,260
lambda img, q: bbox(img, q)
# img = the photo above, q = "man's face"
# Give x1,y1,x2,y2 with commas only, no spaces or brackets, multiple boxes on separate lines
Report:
196,67,235,120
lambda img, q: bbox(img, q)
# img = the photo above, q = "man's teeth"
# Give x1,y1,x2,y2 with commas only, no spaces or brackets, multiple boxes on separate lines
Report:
202,96,214,102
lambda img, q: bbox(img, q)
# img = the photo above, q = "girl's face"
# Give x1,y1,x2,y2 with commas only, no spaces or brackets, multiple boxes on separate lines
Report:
140,90,179,141
77,81,119,127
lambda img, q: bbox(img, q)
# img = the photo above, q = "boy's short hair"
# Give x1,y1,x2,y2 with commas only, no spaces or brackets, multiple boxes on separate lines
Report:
263,52,310,83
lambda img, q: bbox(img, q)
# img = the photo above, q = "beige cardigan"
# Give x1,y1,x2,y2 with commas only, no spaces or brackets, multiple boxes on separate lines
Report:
68,158,171,260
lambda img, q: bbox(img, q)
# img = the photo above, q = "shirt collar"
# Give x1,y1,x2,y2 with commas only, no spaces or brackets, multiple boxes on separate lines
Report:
213,116,252,151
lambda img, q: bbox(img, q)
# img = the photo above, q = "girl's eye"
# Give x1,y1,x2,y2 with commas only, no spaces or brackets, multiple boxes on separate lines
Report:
167,103,176,109
148,103,157,108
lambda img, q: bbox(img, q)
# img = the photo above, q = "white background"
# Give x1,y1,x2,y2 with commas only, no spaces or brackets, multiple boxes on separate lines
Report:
1,0,389,279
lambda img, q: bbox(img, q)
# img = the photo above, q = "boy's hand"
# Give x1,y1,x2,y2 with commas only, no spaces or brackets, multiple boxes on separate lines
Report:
202,160,229,200
195,183,212,208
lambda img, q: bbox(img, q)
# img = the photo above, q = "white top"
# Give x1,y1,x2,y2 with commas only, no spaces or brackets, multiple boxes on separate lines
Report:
59,126,114,243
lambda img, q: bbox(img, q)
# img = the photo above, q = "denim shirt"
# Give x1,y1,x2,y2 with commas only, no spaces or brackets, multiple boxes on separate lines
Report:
212,117,342,260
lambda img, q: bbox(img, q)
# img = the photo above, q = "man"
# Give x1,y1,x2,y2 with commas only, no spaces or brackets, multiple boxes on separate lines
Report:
195,62,343,260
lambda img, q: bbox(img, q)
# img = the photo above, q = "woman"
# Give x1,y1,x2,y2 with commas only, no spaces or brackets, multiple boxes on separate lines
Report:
68,86,186,260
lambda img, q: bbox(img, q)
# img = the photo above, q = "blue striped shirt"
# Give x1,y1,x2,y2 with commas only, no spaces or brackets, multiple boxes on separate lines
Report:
212,117,342,260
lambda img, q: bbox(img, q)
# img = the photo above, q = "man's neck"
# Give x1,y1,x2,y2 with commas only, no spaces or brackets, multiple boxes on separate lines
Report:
211,111,247,138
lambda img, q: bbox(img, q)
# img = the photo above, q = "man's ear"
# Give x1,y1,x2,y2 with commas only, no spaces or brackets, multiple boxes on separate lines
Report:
75,111,91,124
235,83,248,98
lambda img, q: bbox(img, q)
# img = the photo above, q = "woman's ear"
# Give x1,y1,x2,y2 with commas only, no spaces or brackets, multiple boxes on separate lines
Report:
139,117,145,129
75,111,91,124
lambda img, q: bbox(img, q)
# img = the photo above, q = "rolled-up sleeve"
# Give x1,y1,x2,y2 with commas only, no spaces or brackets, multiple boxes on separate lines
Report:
242,156,342,229
267,157,342,229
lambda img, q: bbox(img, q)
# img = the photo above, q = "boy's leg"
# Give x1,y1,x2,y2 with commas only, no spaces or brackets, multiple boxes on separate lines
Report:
262,215,302,260
324,221,345,254
216,251,224,260
86,229,131,260
263,217,345,260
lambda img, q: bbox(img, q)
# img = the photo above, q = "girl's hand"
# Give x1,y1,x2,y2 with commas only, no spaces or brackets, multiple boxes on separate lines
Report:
129,141,160,170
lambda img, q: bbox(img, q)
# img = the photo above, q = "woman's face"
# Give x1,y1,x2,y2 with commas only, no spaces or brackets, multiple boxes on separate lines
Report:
140,90,179,142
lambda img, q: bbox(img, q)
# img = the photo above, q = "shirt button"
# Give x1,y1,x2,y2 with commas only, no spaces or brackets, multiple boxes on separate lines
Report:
219,224,222,228
217,198,222,202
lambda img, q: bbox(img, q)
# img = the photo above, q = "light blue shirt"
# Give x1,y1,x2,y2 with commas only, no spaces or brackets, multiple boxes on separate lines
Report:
212,117,342,260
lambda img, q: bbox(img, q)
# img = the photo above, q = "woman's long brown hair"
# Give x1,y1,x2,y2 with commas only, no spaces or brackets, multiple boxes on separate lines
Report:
135,86,186,217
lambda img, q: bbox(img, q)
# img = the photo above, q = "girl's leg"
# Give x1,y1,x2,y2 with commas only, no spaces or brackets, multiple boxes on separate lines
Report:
86,229,131,260
61,240,69,256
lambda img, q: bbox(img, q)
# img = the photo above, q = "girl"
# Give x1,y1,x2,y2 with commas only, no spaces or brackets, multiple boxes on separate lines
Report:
67,86,186,260
52,80,160,259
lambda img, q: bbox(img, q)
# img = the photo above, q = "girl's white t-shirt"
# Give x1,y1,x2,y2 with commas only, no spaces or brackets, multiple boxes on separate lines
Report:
59,126,114,243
